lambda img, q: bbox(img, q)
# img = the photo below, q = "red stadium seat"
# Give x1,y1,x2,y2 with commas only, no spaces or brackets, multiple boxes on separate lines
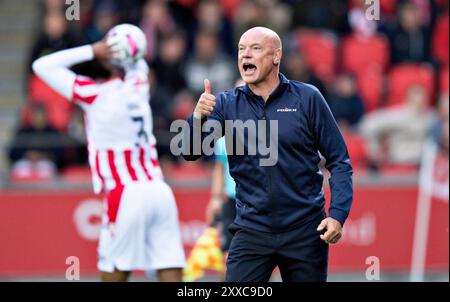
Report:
387,64,435,107
297,30,338,84
27,74,73,131
341,34,389,75
432,13,449,66
219,0,241,19
342,130,368,171
356,70,384,112
440,65,449,94
380,0,397,14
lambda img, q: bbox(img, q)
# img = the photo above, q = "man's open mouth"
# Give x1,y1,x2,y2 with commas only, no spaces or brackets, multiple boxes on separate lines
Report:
243,63,257,72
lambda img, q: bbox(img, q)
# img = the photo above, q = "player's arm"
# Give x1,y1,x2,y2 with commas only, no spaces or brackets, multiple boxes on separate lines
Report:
309,89,353,244
31,40,113,101
206,161,225,225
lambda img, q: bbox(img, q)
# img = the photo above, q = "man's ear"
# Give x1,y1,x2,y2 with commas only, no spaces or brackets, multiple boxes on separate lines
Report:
273,48,282,65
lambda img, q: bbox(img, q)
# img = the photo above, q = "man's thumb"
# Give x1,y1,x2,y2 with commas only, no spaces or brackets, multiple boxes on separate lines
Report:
204,79,211,94
317,219,328,231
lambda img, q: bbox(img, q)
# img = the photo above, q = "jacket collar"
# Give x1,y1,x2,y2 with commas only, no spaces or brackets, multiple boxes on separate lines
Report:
238,73,290,101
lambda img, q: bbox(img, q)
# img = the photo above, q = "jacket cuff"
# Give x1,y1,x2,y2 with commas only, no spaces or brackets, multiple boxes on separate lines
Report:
329,208,348,226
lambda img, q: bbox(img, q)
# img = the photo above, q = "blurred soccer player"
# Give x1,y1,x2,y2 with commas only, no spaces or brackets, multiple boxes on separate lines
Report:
32,24,185,282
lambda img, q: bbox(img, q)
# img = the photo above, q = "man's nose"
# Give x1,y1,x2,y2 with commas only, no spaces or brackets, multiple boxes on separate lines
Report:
241,50,252,58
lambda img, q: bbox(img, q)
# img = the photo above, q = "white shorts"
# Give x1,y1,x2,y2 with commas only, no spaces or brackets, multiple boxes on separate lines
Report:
97,181,186,273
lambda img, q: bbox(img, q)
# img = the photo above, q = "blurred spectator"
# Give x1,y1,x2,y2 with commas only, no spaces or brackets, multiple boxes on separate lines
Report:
189,0,235,56
152,88,196,164
438,119,449,155
348,0,378,38
233,0,292,45
151,30,188,93
65,107,88,166
432,10,449,66
327,74,365,127
114,0,146,25
28,9,81,73
360,85,433,168
289,0,350,35
45,0,66,12
149,69,177,132
280,43,326,96
84,1,119,43
140,0,177,61
385,1,431,64
428,93,449,145
150,31,188,139
185,29,236,95
219,0,242,20
8,104,64,179
172,90,196,121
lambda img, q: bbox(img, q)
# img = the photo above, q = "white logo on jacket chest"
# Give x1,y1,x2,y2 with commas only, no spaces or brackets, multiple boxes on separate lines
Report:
277,107,297,112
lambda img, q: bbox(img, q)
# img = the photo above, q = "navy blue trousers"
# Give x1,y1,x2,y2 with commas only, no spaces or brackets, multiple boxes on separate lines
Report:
226,212,329,282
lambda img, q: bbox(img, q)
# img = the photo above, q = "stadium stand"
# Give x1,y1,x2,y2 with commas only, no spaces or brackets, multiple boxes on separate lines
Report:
387,63,435,107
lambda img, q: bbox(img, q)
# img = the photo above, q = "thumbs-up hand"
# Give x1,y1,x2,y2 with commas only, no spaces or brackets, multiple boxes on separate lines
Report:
193,79,216,119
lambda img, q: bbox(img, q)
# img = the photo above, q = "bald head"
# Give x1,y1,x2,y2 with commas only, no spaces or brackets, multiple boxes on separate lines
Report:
240,27,282,51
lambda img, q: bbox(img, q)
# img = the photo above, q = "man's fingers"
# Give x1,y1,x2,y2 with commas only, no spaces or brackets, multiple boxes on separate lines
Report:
202,94,216,102
320,228,338,243
317,219,328,231
198,95,216,115
329,233,342,244
320,233,330,243
201,98,216,106
328,233,342,244
199,103,214,112
204,79,212,94
201,102,216,110
195,83,216,118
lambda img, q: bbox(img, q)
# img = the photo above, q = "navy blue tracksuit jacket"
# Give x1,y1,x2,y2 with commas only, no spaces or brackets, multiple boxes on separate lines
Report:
183,74,353,233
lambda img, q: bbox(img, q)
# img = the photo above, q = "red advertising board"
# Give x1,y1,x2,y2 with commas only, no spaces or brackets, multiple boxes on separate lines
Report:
0,185,448,277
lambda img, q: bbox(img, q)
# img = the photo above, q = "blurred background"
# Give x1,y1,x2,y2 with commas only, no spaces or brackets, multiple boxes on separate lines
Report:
0,0,448,281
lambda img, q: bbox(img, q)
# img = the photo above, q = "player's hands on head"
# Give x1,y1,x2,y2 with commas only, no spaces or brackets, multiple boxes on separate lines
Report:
92,39,115,61
317,217,343,244
193,79,216,119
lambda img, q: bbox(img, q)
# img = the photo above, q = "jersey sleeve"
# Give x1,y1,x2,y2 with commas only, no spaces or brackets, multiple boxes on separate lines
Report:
32,45,99,105
72,75,101,105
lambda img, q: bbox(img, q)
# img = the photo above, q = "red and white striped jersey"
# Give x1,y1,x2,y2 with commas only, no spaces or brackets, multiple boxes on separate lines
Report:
33,45,163,194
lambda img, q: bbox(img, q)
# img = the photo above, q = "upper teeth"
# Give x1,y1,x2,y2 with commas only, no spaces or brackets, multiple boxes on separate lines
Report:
244,64,255,70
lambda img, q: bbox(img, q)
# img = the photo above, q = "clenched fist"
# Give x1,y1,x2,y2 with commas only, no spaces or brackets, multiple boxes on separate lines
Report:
193,79,216,119
317,217,343,244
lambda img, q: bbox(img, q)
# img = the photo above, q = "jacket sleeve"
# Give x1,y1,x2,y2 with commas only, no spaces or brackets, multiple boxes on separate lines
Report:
182,93,225,161
309,88,353,226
